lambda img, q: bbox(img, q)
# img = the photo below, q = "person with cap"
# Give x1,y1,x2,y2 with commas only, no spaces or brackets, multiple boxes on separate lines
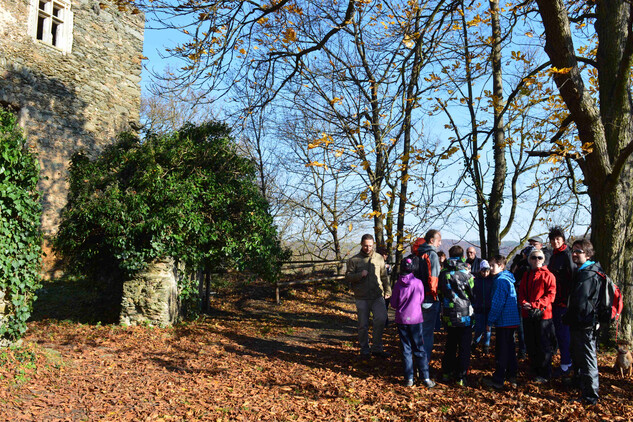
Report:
528,235,552,266
472,259,494,353
390,257,436,388
518,248,557,383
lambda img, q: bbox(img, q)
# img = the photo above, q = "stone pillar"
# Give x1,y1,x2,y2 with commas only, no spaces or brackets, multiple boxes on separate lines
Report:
120,258,181,327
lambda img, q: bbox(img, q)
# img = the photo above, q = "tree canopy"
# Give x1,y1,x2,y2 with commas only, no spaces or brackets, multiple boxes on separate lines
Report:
54,122,288,290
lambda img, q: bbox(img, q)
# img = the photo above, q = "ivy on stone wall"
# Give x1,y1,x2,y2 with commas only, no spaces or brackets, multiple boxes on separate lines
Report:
54,121,287,302
0,108,42,343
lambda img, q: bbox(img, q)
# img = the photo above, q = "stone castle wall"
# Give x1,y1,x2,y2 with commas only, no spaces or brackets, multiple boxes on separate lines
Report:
0,0,144,235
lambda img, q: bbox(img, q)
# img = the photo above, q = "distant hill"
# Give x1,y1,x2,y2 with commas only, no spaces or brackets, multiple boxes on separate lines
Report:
436,239,521,259
282,237,524,262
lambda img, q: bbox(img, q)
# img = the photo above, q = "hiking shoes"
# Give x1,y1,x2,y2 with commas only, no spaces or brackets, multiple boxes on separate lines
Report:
404,379,414,387
533,376,548,384
422,378,436,388
508,377,518,388
482,377,504,390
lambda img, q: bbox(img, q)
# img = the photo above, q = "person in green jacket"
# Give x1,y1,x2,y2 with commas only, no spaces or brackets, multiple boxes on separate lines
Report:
346,234,392,358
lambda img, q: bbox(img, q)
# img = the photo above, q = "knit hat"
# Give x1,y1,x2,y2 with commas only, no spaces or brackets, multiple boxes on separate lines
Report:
400,257,415,274
479,259,490,270
521,245,535,257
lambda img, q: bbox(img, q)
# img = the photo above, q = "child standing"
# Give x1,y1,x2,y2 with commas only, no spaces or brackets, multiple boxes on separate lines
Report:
390,258,436,388
438,245,475,386
473,260,494,353
483,255,521,390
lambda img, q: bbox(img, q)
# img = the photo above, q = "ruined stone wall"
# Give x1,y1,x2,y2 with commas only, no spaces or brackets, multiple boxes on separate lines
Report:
0,0,144,236
120,259,182,327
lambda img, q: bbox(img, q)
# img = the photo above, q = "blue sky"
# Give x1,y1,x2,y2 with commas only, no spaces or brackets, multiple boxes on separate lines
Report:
137,15,591,247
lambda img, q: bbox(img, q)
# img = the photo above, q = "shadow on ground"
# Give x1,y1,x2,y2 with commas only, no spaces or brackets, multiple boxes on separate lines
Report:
30,277,121,324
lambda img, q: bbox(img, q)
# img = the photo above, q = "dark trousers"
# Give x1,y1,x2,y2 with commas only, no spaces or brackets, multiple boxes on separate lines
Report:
442,326,472,379
493,327,517,383
523,317,556,379
570,327,599,401
552,306,572,367
516,315,526,353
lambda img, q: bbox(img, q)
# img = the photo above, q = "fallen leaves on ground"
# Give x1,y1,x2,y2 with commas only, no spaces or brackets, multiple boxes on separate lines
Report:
0,284,631,421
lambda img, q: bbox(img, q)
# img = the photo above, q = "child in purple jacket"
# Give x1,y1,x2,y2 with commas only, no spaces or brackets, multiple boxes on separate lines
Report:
390,258,436,388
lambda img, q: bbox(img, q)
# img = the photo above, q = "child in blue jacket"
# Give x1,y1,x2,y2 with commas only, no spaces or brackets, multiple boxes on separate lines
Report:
483,255,521,390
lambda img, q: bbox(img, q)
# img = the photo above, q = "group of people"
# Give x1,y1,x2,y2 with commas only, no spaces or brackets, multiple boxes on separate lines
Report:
345,228,605,404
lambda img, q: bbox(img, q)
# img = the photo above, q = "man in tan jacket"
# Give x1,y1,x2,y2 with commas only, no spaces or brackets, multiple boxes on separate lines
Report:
346,234,392,358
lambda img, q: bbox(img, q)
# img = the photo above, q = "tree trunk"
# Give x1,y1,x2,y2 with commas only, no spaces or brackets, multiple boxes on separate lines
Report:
486,0,506,257
535,0,633,342
588,162,633,342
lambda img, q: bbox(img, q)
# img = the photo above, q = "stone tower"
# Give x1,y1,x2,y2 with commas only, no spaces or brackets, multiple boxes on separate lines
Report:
0,0,144,238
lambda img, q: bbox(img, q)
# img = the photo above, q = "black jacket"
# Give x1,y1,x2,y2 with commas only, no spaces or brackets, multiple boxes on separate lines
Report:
439,259,475,328
562,261,602,329
548,246,575,307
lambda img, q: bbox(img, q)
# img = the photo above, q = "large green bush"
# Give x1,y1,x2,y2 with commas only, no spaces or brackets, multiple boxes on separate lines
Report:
54,121,287,303
0,108,42,342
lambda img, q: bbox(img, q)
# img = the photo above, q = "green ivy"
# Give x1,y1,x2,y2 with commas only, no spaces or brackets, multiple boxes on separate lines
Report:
0,108,42,342
54,121,288,303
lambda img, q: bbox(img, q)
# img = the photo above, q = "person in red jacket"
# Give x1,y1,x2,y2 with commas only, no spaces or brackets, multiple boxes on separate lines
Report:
518,248,557,383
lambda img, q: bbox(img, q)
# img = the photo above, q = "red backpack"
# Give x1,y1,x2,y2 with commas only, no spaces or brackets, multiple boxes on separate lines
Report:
596,271,623,326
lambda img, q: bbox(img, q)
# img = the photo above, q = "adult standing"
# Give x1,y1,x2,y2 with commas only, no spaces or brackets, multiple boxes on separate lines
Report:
563,239,602,404
438,245,474,386
547,226,575,379
518,249,556,382
528,236,552,266
414,229,442,362
346,234,392,358
466,247,482,274
511,245,534,359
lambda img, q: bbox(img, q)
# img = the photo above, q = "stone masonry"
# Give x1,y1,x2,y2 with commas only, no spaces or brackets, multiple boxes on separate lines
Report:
0,0,144,236
120,259,182,327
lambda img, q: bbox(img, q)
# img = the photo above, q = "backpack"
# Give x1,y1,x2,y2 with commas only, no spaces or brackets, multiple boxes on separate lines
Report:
406,252,437,300
596,271,623,325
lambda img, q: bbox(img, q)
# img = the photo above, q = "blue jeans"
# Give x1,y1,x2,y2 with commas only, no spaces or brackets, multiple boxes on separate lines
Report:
553,306,572,367
397,323,430,381
422,301,440,361
355,296,388,354
473,312,491,346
